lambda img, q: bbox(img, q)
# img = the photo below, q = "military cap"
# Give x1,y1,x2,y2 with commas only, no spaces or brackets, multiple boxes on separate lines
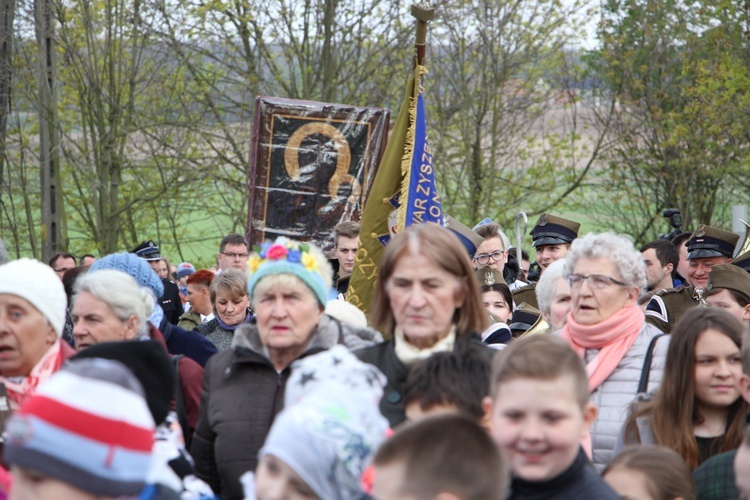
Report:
530,213,580,248
687,225,738,260
708,264,750,297
130,240,161,261
508,302,541,337
445,215,484,259
733,249,750,272
474,266,506,288
512,283,539,310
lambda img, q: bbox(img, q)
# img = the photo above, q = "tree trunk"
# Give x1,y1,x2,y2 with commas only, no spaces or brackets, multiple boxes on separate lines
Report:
35,0,64,261
0,0,14,194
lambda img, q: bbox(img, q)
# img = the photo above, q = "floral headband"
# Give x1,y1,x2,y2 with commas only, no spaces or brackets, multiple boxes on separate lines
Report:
249,241,319,274
247,238,330,307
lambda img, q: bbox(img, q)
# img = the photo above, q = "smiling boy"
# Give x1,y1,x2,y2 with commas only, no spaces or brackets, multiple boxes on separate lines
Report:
484,335,618,499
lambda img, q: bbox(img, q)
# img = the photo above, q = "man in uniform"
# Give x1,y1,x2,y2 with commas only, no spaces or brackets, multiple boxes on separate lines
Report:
646,225,738,332
131,240,184,325
671,231,692,286
512,213,580,308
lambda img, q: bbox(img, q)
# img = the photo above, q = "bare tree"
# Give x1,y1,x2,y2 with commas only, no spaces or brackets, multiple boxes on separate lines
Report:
427,0,606,231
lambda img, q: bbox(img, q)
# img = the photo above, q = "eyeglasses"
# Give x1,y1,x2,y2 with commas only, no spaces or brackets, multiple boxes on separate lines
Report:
221,252,249,259
474,250,505,266
567,274,628,290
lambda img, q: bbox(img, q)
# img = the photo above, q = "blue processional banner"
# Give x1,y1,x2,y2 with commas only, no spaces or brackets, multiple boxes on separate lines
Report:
400,87,443,228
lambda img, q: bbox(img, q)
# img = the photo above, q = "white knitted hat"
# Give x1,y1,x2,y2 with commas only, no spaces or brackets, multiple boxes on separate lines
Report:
0,258,67,337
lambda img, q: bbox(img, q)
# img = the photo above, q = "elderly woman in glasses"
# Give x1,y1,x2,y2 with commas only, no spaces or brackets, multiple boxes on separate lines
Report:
559,232,669,470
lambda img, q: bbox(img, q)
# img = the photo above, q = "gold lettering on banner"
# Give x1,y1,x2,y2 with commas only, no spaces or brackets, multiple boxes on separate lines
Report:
348,292,363,308
355,247,379,280
284,122,359,202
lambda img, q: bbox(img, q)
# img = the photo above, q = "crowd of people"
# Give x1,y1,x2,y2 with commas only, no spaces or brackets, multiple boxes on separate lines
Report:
0,211,750,499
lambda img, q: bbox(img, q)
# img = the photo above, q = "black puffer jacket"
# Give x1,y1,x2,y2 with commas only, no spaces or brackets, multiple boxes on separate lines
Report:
190,314,381,500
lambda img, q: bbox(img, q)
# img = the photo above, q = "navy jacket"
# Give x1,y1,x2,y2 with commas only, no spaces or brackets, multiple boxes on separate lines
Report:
508,448,619,499
159,317,218,367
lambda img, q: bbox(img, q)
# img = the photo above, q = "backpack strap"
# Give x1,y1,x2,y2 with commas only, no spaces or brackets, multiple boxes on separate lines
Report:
170,354,190,449
637,334,665,395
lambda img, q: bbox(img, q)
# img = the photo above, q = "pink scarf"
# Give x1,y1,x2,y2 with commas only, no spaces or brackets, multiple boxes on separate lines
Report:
560,304,645,393
0,340,63,410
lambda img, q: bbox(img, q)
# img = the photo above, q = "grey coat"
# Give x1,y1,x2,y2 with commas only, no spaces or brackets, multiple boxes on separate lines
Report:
583,322,669,470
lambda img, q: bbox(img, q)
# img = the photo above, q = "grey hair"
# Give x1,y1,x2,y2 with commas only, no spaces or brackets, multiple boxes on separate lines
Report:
74,269,154,336
535,259,567,314
563,232,646,291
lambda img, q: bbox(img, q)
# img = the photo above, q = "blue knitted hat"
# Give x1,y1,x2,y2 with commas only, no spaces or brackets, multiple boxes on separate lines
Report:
247,238,332,307
90,252,164,299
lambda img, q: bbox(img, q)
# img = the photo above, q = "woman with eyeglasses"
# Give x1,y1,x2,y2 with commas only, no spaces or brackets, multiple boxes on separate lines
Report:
559,232,669,470
473,223,526,290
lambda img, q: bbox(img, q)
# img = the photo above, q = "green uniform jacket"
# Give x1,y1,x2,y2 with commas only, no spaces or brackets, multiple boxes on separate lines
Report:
645,285,700,333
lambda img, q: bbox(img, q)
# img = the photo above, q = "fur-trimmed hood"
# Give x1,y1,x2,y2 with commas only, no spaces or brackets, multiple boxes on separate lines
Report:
232,313,382,357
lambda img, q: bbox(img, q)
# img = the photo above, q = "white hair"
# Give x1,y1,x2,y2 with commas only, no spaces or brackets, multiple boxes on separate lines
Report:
562,232,647,291
535,259,567,314
74,270,154,336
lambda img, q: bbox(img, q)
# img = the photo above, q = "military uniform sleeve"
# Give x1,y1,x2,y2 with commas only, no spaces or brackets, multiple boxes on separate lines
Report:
645,294,670,332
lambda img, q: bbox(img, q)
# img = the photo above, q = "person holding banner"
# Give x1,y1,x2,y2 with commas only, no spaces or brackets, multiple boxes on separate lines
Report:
356,223,490,426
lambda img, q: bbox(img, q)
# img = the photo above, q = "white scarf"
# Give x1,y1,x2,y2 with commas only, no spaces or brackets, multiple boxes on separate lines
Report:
394,326,456,366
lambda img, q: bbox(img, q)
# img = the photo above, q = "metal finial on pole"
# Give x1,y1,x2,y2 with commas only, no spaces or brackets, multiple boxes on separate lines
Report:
411,3,434,66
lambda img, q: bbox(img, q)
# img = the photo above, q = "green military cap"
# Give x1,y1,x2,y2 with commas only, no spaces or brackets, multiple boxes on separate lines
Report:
512,282,539,310
530,213,581,248
708,264,750,297
445,215,484,259
687,225,739,260
508,302,541,337
474,266,506,288
733,249,750,272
